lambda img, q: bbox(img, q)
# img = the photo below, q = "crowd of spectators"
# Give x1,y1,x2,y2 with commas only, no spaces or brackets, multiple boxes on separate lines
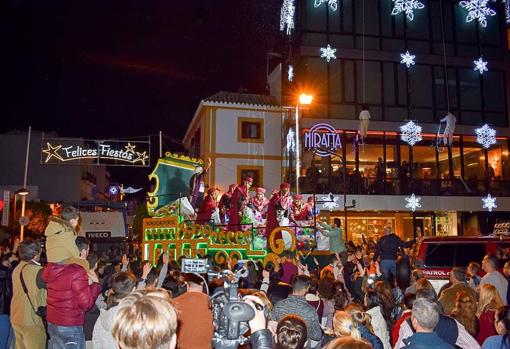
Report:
1,206,510,349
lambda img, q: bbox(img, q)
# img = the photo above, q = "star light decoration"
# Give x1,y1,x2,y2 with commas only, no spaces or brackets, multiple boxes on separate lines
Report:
288,65,294,82
482,194,497,212
405,194,422,212
280,0,295,36
459,0,496,28
42,142,64,162
400,50,416,68
473,57,488,74
314,0,338,11
475,124,497,149
320,44,337,62
321,193,340,212
400,121,422,146
391,0,425,21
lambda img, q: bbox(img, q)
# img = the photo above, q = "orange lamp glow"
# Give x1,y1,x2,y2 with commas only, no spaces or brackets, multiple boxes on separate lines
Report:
298,94,313,105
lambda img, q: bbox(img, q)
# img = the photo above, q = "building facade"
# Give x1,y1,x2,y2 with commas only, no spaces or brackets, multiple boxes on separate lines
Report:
279,0,510,240
184,1,510,242
183,91,283,194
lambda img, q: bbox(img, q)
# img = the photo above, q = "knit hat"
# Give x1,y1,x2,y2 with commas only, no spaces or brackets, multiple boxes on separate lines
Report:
256,187,266,194
280,183,290,189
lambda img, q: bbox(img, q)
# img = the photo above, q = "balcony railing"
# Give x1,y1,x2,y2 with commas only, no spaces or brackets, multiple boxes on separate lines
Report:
299,175,510,196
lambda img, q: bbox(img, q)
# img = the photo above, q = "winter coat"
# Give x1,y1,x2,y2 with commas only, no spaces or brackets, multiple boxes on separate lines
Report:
92,305,119,349
249,329,274,349
367,305,391,349
42,262,100,326
359,324,384,349
403,332,454,349
10,261,46,328
44,216,80,263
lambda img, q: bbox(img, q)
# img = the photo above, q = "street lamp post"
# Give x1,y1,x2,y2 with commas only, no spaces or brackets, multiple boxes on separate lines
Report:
19,126,31,241
295,94,313,194
316,148,356,242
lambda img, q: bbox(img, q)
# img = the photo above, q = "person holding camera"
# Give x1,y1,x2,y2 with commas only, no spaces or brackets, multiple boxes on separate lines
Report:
10,238,47,349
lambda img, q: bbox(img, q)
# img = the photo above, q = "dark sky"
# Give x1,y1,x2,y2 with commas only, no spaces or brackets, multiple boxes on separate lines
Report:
2,1,283,188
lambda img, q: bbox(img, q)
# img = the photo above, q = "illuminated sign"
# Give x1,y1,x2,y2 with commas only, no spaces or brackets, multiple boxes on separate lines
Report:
41,138,150,167
303,123,342,157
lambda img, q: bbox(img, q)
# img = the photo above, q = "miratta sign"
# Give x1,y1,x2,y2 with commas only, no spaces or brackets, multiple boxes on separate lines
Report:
303,123,342,157
41,138,150,167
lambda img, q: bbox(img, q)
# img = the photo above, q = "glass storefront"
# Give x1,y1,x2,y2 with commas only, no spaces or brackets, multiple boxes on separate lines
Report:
329,210,459,243
298,129,510,196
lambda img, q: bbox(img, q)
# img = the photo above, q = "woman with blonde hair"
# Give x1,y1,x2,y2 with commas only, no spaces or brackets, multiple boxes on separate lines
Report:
477,284,505,344
344,303,383,349
450,291,479,337
323,336,372,349
332,311,361,339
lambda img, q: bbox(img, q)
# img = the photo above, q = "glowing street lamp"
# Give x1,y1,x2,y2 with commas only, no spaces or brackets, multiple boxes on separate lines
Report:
299,94,313,105
295,93,313,194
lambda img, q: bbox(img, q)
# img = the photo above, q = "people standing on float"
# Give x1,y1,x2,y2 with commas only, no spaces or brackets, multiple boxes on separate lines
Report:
249,187,269,219
196,187,220,225
292,194,308,221
189,157,211,209
266,183,293,239
305,196,315,220
218,184,237,224
228,177,253,230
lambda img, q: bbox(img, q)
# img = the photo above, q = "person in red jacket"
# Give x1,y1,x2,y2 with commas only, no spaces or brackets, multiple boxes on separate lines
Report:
195,187,219,224
42,237,100,349
391,293,415,347
228,177,253,230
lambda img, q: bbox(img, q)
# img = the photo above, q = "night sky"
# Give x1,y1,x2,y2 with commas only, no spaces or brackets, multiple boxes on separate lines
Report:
2,1,282,188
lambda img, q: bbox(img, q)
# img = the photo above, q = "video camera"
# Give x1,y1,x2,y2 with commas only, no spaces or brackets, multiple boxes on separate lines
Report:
180,259,259,349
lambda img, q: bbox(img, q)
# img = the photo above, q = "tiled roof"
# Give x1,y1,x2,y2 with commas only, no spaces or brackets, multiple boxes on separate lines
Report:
203,91,280,108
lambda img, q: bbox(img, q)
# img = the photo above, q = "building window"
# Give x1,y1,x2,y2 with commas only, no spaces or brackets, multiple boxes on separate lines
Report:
238,118,264,143
237,166,263,188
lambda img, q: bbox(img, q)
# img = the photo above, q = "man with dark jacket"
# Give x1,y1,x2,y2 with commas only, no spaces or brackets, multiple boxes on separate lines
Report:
373,226,415,279
42,236,101,349
272,275,323,347
402,298,454,348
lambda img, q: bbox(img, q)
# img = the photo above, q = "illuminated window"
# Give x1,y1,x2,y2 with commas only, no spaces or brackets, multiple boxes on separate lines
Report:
237,165,263,188
238,118,264,143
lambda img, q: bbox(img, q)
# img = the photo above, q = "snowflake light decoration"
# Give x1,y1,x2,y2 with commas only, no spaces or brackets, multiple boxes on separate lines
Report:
400,50,416,68
321,193,340,212
475,124,497,149
288,65,294,82
482,194,497,212
459,0,496,28
280,0,295,36
314,0,338,11
391,0,425,21
320,44,337,62
473,57,488,74
405,194,422,212
506,0,510,25
400,121,422,146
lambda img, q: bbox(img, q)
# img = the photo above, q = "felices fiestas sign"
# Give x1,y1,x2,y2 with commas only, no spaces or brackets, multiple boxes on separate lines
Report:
303,123,342,157
41,138,150,167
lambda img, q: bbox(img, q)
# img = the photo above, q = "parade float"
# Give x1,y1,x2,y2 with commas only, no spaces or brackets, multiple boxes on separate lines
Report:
143,152,320,266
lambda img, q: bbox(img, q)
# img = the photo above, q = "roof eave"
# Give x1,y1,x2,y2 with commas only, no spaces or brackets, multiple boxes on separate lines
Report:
202,100,281,111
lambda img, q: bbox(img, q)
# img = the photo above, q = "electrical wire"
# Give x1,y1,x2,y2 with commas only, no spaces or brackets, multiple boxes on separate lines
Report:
439,0,450,113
